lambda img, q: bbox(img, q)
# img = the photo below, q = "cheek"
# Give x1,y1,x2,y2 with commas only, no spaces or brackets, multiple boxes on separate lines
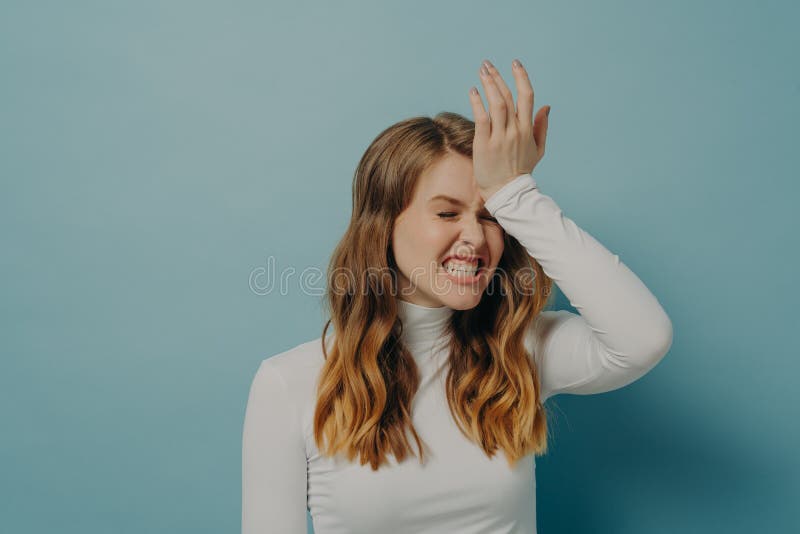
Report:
394,220,451,268
408,220,453,251
425,224,457,247
487,227,505,264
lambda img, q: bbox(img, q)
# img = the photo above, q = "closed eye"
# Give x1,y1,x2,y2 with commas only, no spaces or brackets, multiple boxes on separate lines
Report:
437,212,499,223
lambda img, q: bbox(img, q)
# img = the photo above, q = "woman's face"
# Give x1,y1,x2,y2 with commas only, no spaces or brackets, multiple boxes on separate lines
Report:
391,152,505,310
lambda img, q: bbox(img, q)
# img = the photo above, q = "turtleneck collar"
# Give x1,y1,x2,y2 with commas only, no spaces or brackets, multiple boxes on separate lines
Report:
396,298,454,350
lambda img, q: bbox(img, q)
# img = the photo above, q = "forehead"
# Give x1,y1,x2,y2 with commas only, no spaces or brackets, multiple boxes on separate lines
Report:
412,153,484,209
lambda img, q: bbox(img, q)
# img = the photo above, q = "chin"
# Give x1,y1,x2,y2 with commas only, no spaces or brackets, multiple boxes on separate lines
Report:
432,267,490,305
439,291,484,311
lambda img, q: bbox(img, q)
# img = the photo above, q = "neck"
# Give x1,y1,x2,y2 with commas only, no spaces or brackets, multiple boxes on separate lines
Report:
396,298,454,349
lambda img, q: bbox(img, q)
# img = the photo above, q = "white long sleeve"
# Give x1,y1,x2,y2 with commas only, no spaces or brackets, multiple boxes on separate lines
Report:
242,359,307,534
484,172,673,401
241,172,673,533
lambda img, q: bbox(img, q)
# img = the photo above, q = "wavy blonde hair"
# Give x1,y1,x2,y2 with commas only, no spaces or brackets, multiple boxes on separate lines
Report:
313,111,555,470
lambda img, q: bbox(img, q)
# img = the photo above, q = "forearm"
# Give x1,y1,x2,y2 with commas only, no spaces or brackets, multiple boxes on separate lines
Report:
484,173,673,367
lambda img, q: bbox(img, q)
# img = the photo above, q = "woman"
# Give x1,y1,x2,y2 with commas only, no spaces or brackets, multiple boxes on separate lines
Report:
242,58,673,534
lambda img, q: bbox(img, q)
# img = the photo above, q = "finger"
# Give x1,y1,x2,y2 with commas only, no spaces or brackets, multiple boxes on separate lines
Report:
484,60,516,133
511,58,535,132
534,106,550,158
479,62,507,133
468,86,490,146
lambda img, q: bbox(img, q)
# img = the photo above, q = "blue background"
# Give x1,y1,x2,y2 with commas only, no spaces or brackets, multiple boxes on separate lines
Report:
2,1,797,532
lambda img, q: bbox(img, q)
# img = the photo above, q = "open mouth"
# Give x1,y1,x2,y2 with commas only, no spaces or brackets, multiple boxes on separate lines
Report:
439,257,485,279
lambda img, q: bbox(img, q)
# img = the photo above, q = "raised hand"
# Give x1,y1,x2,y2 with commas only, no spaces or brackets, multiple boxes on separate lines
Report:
468,58,550,199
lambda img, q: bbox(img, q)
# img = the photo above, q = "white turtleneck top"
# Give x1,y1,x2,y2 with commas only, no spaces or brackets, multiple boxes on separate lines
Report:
242,172,673,534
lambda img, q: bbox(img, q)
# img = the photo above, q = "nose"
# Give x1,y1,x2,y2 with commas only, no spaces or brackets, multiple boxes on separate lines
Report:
457,215,487,251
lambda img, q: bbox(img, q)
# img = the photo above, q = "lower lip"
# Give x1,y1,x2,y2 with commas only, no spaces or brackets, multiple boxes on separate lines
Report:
439,263,485,284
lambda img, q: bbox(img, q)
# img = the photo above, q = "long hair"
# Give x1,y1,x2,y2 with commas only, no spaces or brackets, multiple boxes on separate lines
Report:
313,111,555,470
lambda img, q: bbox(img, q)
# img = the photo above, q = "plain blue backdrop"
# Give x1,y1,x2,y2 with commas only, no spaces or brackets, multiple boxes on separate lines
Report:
2,1,797,532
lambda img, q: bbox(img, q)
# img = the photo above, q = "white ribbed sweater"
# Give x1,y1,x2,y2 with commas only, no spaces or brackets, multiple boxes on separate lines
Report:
242,173,673,533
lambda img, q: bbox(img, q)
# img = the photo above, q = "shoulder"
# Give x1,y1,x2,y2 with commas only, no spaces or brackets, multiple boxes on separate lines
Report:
263,336,328,374
251,336,331,439
258,336,329,398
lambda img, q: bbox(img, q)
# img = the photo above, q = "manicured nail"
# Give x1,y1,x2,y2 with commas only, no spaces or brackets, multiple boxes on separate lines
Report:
482,59,493,71
512,59,522,69
480,65,489,76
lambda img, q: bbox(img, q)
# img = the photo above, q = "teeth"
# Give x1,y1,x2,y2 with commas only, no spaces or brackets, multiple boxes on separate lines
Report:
443,260,479,275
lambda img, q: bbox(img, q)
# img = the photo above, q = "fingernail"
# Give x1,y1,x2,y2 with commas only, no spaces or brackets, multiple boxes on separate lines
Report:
546,107,551,117
512,59,522,69
480,65,489,76
482,59,493,71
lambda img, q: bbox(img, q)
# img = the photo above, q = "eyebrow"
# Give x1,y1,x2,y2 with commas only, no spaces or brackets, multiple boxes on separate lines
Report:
428,195,468,206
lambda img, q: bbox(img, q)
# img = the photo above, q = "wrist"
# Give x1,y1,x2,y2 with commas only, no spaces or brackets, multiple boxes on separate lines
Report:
479,184,506,200
480,172,532,202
